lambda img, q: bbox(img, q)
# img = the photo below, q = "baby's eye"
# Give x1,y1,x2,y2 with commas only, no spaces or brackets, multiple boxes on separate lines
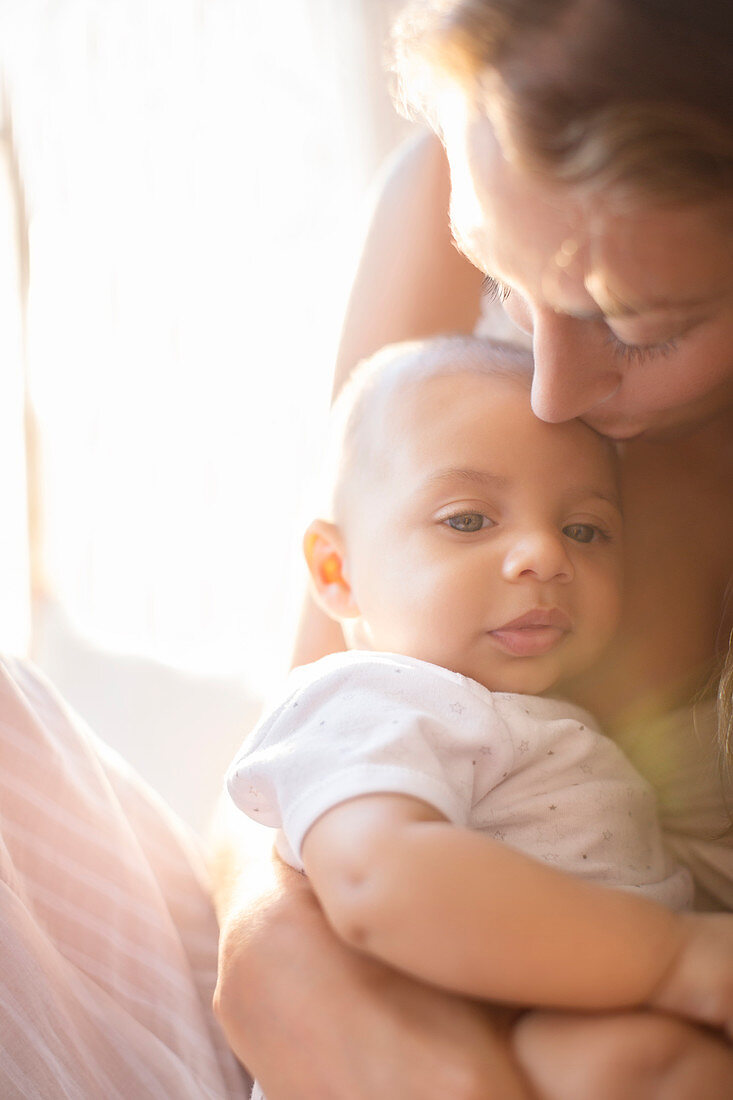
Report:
445,513,493,533
563,523,601,544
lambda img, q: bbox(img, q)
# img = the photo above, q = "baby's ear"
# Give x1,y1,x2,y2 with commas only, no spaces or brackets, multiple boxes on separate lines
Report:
303,519,360,621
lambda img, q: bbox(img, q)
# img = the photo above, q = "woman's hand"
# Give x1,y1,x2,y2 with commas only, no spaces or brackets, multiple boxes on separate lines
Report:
210,805,733,1100
514,1005,733,1100
214,862,533,1100
211,811,533,1100
651,912,733,1037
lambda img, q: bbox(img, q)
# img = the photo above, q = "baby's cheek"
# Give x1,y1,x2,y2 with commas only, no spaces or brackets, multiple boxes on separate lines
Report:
585,562,622,635
601,572,624,639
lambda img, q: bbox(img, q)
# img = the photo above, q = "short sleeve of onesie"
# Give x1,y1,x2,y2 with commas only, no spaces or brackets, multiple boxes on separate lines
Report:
227,652,514,870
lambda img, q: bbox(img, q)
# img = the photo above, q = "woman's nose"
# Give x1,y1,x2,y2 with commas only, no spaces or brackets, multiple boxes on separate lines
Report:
530,309,621,423
501,530,574,584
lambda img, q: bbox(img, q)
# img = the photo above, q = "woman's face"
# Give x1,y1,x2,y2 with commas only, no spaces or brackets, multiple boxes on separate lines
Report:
443,111,733,439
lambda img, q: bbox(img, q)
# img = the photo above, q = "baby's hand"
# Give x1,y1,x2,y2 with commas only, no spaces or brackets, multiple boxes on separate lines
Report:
651,913,733,1039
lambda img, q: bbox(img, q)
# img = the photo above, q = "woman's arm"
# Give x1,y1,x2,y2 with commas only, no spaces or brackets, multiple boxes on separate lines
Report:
302,792,733,1030
210,797,534,1100
291,130,483,669
331,129,484,394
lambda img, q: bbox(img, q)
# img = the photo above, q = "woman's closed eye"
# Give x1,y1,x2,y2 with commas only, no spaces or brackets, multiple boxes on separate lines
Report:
444,512,494,533
484,273,695,365
481,273,513,304
604,329,679,364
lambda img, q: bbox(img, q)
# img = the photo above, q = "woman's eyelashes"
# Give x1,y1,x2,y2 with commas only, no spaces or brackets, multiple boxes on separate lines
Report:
481,273,513,304
603,330,679,363
483,271,689,364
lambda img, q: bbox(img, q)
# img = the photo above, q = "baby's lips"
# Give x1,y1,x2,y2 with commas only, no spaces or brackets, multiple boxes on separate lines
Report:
494,607,572,633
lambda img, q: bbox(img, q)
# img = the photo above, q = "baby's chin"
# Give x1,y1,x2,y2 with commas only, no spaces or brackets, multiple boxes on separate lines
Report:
464,669,565,697
411,653,568,698
346,636,575,697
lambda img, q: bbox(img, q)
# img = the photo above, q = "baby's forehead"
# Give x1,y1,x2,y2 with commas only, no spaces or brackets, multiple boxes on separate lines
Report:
379,362,523,421
356,350,531,434
346,360,514,467
382,366,614,468
331,350,522,516
330,337,619,516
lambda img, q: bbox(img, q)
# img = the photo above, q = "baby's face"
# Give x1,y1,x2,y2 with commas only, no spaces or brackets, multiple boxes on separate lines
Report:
342,370,623,695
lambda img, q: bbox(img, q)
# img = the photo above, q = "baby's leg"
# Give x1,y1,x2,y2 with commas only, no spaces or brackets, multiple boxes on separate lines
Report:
513,1008,733,1100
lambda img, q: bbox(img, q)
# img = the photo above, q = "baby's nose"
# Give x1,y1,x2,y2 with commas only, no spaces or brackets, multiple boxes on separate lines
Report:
501,531,574,584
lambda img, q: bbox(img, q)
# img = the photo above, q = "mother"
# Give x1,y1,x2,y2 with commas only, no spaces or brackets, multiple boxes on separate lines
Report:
213,1,733,1096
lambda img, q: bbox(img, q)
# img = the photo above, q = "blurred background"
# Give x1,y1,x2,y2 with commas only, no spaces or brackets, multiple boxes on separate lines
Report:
0,0,412,830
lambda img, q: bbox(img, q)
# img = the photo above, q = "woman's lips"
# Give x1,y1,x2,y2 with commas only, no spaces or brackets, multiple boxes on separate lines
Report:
488,609,571,657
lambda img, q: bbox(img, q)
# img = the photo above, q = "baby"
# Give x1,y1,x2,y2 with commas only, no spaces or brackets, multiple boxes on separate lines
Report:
228,336,733,1098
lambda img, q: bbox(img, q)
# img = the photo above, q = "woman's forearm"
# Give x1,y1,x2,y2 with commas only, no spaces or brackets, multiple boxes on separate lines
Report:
210,795,534,1099
289,590,346,672
210,796,338,1082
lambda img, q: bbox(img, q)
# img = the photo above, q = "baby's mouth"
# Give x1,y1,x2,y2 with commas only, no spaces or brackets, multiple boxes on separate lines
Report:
488,608,571,657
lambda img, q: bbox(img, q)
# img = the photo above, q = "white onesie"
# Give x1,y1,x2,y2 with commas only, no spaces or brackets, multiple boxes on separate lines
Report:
229,651,692,1100
229,651,691,902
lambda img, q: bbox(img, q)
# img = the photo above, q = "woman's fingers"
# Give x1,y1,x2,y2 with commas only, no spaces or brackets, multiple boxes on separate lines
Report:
214,866,532,1099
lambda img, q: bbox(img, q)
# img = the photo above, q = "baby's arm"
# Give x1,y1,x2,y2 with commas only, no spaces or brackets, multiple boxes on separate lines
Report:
302,792,733,1031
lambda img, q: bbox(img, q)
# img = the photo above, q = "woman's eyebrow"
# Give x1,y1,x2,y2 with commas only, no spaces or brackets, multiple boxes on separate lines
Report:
480,250,718,321
585,274,719,319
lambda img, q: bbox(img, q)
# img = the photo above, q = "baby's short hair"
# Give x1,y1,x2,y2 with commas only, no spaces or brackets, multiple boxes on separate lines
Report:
322,334,534,524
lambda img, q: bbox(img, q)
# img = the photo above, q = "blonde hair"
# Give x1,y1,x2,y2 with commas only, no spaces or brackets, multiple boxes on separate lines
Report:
391,0,733,201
